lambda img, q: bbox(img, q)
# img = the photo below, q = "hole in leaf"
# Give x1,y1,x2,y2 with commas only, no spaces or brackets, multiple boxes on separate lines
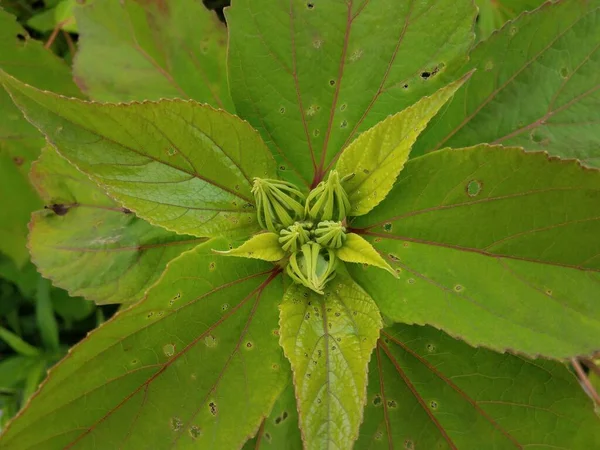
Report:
16,33,26,42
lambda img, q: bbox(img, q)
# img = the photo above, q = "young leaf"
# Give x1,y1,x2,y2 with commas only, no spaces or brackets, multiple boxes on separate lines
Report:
0,9,80,266
357,324,600,448
279,273,382,449
0,241,288,450
73,0,232,108
336,74,471,216
0,72,278,238
215,232,285,262
415,0,600,167
29,147,204,305
227,0,476,185
337,233,396,276
348,145,600,358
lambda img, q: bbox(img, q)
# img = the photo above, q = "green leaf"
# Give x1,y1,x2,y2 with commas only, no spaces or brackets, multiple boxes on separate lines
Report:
0,356,39,390
0,9,80,266
50,288,95,322
73,0,231,108
27,0,78,33
35,277,60,352
474,0,547,40
0,240,288,449
348,145,600,358
242,381,303,450
337,233,395,276
356,324,600,449
415,0,600,167
227,0,476,186
215,232,285,262
279,272,382,449
0,326,39,357
29,147,204,305
337,74,471,216
0,72,279,238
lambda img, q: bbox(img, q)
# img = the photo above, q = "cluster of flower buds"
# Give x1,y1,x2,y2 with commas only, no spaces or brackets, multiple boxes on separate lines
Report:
252,171,351,294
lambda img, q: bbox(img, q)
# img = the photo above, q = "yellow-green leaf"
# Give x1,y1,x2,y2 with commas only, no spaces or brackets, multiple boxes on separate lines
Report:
336,73,471,216
337,233,396,277
215,232,285,262
279,273,382,450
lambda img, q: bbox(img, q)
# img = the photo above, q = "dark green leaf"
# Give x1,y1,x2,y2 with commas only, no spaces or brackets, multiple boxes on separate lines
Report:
73,0,231,108
227,0,476,186
415,0,600,167
356,324,600,449
0,241,288,449
349,145,600,358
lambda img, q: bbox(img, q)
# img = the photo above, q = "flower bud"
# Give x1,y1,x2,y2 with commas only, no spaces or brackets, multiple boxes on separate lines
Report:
286,242,337,294
252,178,305,232
305,170,351,222
314,221,347,249
279,221,313,253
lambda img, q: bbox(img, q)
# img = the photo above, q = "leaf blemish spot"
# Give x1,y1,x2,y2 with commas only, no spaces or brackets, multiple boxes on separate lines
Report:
245,341,253,349
485,60,494,71
350,49,363,62
426,343,436,353
272,363,279,370
189,425,201,439
313,129,320,137
383,222,393,232
306,1,314,9
170,417,183,431
204,335,217,347
466,180,482,197
163,343,175,357
375,431,383,440
560,67,569,78
221,303,229,311
429,400,438,410
405,440,415,450
209,401,218,416
16,33,26,42
546,289,553,296
209,261,216,271
279,106,286,114
313,38,322,48
454,284,463,292
373,395,382,406
340,120,348,128
387,400,397,408
329,79,336,86
407,278,415,285
340,103,347,111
